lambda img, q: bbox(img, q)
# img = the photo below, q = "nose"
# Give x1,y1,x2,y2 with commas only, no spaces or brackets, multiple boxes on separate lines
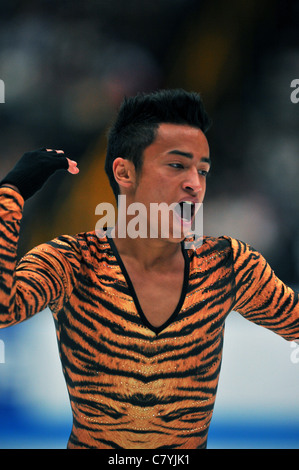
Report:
182,168,203,194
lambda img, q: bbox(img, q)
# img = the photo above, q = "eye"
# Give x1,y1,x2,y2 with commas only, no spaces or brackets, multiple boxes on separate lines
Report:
169,163,184,169
198,169,209,177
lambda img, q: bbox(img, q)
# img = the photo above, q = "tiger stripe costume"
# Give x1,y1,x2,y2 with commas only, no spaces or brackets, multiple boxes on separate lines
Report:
1,187,299,449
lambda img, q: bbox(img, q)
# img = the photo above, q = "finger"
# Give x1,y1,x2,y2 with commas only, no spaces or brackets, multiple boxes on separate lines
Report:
46,148,64,153
67,158,79,174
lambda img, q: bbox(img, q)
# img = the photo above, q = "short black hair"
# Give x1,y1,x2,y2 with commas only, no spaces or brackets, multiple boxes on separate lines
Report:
105,88,211,199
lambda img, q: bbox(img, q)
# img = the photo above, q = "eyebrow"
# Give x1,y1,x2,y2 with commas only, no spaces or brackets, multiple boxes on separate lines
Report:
168,150,211,165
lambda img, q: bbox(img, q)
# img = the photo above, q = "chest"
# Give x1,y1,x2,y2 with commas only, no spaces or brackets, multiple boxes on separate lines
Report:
127,267,185,328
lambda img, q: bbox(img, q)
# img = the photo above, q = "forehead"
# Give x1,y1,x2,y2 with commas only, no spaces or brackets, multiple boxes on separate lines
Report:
145,123,210,159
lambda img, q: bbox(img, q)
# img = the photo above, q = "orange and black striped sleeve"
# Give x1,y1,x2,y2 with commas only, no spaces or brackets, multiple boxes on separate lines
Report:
229,237,299,341
0,187,81,328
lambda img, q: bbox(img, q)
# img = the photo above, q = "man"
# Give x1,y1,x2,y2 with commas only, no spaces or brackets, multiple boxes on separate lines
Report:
0,89,298,449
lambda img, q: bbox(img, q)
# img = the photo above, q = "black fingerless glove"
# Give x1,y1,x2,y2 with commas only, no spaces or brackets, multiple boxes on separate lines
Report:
0,148,68,200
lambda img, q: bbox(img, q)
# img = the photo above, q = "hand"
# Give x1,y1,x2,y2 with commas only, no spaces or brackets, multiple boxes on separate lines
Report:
45,149,79,175
0,148,79,200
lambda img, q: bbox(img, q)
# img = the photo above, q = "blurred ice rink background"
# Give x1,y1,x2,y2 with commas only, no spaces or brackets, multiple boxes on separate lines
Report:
0,0,299,449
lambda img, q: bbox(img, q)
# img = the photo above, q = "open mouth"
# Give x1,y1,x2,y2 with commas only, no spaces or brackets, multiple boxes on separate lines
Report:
175,201,195,222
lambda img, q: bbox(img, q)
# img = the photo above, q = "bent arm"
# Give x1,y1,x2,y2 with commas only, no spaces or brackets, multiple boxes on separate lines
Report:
230,237,299,341
0,187,80,327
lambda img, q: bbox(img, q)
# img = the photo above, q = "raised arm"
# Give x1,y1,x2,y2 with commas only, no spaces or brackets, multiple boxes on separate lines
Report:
0,147,79,199
0,148,80,327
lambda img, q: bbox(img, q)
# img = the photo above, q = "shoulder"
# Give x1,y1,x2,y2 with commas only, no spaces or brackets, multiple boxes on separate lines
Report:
45,230,112,262
185,234,233,258
185,234,264,269
188,235,260,257
183,236,233,276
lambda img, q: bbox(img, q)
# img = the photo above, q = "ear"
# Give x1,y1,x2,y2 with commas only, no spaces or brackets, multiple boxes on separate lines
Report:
113,157,136,191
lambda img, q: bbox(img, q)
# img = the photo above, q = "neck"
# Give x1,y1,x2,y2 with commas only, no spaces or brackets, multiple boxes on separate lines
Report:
110,223,184,271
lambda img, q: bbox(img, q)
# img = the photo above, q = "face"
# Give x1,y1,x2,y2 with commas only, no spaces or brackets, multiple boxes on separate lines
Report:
129,123,211,242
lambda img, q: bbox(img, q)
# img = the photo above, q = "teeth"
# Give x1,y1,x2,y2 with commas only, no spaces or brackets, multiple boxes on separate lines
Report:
177,201,194,221
180,201,194,208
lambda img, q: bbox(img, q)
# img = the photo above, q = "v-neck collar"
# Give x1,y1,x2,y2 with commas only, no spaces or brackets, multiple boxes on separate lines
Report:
107,235,190,335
